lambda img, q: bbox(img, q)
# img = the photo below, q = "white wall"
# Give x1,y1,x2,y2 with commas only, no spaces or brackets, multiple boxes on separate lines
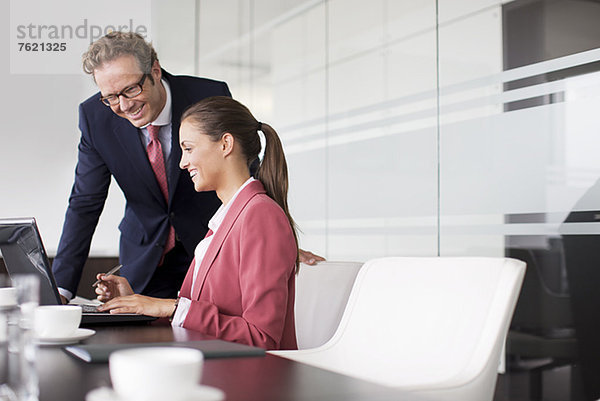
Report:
1,1,112,255
1,1,200,255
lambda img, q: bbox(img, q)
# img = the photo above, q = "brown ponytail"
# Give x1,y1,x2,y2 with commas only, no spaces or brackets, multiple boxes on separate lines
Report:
181,97,299,269
255,122,299,268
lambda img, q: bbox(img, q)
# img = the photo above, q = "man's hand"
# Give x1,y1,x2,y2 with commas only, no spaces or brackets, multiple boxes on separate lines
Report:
299,249,326,265
94,274,134,302
59,294,69,305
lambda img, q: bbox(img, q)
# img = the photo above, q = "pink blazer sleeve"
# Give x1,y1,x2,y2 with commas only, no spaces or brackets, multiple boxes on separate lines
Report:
182,195,297,350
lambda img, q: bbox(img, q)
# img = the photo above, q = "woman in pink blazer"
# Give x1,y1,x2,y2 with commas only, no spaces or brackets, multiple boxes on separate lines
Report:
96,96,298,350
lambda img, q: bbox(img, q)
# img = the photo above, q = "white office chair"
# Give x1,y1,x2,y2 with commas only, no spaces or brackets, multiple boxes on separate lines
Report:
274,257,526,401
295,261,363,349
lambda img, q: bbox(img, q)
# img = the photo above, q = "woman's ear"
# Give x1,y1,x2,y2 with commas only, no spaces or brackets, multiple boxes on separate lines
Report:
221,133,235,157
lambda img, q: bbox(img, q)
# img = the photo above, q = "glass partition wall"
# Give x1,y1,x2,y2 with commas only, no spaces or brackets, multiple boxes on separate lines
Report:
193,0,440,260
187,1,600,399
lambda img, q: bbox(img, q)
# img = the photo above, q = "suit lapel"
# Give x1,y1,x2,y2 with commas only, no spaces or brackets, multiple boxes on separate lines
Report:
111,71,186,208
164,71,188,200
191,181,266,300
112,116,165,205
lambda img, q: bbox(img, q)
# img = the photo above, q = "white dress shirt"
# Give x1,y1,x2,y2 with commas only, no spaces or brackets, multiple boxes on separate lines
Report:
171,177,256,327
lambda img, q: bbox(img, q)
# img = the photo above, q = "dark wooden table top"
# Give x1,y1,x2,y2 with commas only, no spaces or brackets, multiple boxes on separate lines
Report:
36,320,426,401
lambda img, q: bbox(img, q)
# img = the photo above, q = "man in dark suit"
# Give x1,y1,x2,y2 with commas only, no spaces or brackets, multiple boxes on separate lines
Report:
53,32,323,302
52,32,229,301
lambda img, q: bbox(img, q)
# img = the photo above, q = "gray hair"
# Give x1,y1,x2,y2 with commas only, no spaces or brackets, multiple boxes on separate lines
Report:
82,32,158,77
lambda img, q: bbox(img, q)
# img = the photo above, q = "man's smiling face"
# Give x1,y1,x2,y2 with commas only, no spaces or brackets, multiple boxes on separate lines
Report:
94,54,165,128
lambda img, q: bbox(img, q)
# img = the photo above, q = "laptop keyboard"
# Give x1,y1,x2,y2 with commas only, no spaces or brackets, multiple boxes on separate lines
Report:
79,304,104,313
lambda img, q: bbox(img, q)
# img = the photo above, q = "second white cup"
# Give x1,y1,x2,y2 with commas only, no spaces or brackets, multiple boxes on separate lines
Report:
34,305,82,338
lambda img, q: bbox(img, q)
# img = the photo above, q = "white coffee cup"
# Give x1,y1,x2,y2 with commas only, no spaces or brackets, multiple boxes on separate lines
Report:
0,287,17,308
0,288,16,343
34,305,82,338
109,347,204,401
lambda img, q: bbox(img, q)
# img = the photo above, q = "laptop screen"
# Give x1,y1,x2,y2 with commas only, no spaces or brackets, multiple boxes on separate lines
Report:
0,217,62,305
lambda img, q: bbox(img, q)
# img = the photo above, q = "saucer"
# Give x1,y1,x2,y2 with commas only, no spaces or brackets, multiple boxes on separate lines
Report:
35,328,96,345
86,385,225,401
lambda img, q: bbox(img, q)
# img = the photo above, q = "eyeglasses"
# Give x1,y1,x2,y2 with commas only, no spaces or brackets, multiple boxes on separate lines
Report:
100,74,148,106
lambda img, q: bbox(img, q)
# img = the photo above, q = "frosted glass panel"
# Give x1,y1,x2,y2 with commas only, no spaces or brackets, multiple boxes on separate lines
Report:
328,0,384,63
387,0,436,42
437,1,600,397
328,54,386,114
438,3,600,254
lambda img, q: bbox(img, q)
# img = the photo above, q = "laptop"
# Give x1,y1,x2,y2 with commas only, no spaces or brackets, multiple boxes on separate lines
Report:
0,217,155,325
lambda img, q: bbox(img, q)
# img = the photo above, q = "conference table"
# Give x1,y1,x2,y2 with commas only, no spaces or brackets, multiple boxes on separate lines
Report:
36,319,427,401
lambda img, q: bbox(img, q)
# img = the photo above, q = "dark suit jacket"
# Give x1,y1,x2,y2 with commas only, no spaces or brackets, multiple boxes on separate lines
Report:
179,180,298,350
52,70,230,295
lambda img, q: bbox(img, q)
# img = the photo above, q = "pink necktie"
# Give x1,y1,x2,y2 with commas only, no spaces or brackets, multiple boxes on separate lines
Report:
146,125,175,262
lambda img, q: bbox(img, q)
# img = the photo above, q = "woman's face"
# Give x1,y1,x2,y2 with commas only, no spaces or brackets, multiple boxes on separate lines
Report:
179,120,225,193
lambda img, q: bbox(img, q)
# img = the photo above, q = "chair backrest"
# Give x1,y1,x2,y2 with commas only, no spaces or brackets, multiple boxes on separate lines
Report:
506,246,573,333
277,257,525,401
294,261,363,349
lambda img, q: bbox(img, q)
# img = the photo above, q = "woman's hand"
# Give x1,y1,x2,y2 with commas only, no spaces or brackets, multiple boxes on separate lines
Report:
97,295,176,318
94,274,134,302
